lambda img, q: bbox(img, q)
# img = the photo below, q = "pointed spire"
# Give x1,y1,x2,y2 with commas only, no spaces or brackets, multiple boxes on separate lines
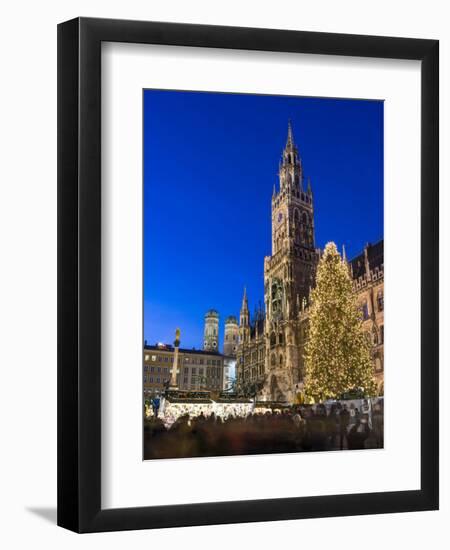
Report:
241,286,248,311
307,176,312,194
286,119,294,147
364,243,371,280
272,182,276,197
342,244,347,263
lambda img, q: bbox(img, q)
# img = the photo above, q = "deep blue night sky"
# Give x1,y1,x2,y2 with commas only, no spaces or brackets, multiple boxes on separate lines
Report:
143,90,383,350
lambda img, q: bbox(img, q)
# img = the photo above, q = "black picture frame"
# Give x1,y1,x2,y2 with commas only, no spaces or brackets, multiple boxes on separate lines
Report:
57,17,439,533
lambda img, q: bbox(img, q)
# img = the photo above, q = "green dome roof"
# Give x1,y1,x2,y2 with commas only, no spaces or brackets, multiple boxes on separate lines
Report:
225,315,238,324
205,309,219,318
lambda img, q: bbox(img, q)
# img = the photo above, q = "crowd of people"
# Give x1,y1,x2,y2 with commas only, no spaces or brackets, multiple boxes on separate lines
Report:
143,400,384,459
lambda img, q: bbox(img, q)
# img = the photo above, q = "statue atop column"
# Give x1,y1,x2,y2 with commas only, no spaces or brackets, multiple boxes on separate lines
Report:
169,328,181,389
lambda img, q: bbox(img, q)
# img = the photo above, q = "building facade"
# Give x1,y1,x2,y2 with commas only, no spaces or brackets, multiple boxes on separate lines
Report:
236,123,384,402
350,241,384,392
143,343,224,396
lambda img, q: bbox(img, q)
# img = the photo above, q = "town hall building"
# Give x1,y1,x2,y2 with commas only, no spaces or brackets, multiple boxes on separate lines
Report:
235,122,384,402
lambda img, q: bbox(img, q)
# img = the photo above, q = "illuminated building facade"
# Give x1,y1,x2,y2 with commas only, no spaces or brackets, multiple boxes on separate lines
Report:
236,123,384,402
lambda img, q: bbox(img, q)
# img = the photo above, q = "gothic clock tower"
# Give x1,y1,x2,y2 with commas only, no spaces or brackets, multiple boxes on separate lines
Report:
263,121,318,401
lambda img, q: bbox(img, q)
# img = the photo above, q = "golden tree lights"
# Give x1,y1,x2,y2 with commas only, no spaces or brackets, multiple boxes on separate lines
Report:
304,242,377,402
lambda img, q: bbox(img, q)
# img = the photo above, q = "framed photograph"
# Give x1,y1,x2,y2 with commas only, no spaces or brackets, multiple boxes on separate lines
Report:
58,17,439,533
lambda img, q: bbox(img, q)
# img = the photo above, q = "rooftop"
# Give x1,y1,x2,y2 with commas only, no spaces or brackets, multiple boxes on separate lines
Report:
205,309,219,318
144,343,223,357
349,239,384,279
225,315,238,324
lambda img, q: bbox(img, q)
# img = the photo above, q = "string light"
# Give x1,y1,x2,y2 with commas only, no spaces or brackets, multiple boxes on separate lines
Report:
304,242,377,402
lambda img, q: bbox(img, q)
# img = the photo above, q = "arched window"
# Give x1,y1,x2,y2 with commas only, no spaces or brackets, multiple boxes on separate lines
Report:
279,332,284,345
270,332,276,347
377,290,384,311
361,301,369,320
294,208,300,223
279,354,283,366
271,353,276,367
302,212,307,225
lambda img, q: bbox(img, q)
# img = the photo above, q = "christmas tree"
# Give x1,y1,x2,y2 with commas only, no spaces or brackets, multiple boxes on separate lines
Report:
304,242,377,402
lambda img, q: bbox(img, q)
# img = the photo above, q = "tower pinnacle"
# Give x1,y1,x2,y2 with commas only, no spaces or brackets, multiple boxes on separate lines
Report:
241,286,248,310
286,119,294,148
279,120,302,193
239,286,250,342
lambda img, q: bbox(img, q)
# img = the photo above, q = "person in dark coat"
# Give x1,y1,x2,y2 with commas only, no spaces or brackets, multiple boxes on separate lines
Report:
347,418,370,450
151,395,161,418
339,405,350,450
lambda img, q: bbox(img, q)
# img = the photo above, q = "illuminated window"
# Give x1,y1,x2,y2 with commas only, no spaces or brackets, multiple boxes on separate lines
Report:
377,290,384,311
270,332,276,347
361,302,369,320
151,355,156,361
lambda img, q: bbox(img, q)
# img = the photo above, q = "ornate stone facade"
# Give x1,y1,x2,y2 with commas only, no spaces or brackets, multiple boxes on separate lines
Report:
350,241,384,392
236,123,384,402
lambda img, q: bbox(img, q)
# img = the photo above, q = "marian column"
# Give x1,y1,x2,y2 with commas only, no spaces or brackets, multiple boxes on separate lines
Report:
169,328,181,389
